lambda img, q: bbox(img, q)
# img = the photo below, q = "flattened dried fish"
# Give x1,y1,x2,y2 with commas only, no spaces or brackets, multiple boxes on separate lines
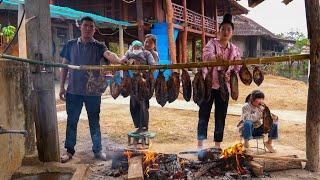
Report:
262,104,273,134
204,68,213,102
239,65,252,86
192,70,205,106
167,72,180,103
253,66,264,86
181,69,192,102
110,74,120,99
155,71,167,107
144,70,155,100
120,71,132,98
218,70,229,102
230,70,239,101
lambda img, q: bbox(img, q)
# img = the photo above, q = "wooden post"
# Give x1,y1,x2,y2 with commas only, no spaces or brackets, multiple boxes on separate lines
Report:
119,26,124,57
166,0,177,64
213,0,218,37
18,4,36,156
128,156,144,180
68,23,74,40
201,0,206,51
192,37,196,62
23,0,60,162
136,0,145,42
182,0,188,63
304,0,320,172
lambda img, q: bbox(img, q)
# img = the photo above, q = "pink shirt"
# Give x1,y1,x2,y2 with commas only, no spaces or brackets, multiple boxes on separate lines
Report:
202,38,242,93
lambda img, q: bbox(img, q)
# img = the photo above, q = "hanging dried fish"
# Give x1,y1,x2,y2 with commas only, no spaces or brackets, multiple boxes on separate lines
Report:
262,104,273,134
131,72,140,97
110,73,121,99
155,71,168,107
204,68,213,102
181,69,192,102
167,72,180,103
144,70,155,100
239,65,252,86
253,66,264,86
137,72,150,101
86,71,107,95
120,71,132,98
218,70,229,102
192,70,205,106
230,70,239,101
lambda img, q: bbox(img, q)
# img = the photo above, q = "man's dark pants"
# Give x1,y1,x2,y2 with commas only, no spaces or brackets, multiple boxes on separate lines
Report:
130,96,150,129
65,93,102,155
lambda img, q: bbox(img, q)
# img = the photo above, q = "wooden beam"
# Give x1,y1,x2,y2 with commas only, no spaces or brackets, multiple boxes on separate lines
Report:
182,0,188,63
213,0,218,37
166,0,176,64
24,0,60,162
119,26,124,57
127,156,144,180
136,0,145,42
201,0,206,54
18,4,36,156
305,0,320,172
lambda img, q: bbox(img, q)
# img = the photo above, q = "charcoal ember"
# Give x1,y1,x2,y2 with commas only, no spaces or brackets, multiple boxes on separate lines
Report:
150,154,182,179
144,70,155,100
181,69,192,102
155,71,168,107
253,66,264,86
120,71,132,98
239,65,253,86
192,70,205,106
167,72,180,103
110,74,121,99
262,105,273,133
218,70,229,102
230,70,239,101
204,68,213,102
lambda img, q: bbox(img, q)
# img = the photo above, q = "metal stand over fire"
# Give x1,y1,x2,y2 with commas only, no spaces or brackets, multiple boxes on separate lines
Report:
127,131,156,149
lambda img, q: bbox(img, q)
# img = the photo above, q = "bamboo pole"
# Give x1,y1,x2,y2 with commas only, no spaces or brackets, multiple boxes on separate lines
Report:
1,53,310,71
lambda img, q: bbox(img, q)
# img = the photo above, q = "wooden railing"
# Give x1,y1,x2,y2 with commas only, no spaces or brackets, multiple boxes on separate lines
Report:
172,3,216,34
0,35,4,47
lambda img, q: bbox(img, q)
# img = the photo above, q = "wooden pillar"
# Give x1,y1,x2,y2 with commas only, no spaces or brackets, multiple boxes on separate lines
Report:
305,0,320,172
178,34,182,63
166,0,176,64
111,0,116,19
123,2,128,21
192,37,196,62
213,0,218,37
201,0,206,55
119,26,124,57
18,4,36,156
23,0,60,162
182,0,188,63
68,23,74,40
136,0,145,42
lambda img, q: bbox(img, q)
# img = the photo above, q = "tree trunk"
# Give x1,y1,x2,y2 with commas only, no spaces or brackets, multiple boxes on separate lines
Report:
166,0,176,64
305,0,320,172
136,0,144,42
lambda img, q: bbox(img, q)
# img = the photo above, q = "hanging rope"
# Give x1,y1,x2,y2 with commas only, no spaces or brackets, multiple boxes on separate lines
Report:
96,28,119,36
122,0,136,4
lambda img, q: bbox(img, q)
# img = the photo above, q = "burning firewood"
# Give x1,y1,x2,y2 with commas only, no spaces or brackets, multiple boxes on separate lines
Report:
181,69,192,102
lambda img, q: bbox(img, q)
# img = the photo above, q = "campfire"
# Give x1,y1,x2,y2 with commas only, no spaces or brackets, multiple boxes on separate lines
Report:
114,143,254,179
